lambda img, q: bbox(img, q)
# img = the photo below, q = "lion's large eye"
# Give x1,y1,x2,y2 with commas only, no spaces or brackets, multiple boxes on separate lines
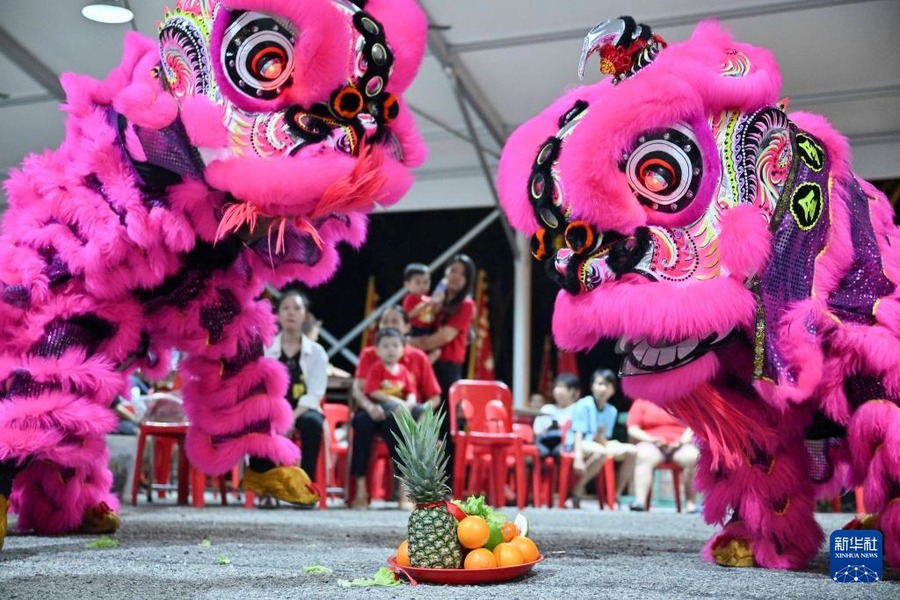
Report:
623,126,702,213
221,11,296,100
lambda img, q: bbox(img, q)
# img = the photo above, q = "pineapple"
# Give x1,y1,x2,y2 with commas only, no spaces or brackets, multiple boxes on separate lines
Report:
392,407,462,569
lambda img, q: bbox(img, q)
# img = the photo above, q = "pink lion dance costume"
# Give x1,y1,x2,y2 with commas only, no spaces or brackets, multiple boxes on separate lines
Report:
0,0,426,547
499,17,899,569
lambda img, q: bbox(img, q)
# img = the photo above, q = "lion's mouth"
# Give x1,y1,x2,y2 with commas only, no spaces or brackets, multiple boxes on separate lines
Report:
616,329,734,375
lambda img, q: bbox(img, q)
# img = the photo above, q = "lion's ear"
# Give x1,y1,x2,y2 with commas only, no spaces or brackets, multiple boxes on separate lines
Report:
363,0,428,93
676,20,783,114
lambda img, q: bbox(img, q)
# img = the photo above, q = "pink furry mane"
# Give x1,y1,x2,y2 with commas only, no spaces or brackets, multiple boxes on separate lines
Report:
667,384,775,470
214,146,388,255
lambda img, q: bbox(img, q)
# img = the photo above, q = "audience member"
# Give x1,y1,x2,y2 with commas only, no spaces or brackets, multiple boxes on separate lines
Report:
362,328,417,409
533,373,580,460
408,254,476,477
627,398,699,513
529,393,548,411
567,369,636,506
259,289,328,491
350,305,441,509
401,262,439,338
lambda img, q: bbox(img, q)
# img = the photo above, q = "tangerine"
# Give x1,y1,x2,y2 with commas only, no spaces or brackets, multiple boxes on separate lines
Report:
396,539,410,566
510,535,539,563
457,515,491,549
492,541,525,566
464,547,497,569
501,521,519,542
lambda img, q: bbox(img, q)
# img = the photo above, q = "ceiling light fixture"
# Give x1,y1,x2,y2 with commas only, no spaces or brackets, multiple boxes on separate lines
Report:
82,1,134,24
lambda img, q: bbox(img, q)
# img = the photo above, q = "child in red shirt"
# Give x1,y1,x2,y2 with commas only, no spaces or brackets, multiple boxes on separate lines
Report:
363,327,418,410
402,262,447,339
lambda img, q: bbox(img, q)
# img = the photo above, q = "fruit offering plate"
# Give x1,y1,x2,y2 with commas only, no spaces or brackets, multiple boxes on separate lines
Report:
387,554,543,585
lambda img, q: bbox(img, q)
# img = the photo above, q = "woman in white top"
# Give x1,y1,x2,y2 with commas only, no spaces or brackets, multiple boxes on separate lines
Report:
260,289,329,484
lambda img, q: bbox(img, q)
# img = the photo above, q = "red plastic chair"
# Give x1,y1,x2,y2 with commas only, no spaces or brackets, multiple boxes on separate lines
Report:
556,421,617,509
645,461,683,512
131,393,190,506
449,380,528,510
190,465,239,507
830,487,866,515
322,402,350,503
511,423,543,508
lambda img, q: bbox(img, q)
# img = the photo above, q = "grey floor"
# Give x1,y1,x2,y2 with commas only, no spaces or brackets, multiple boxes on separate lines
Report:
1,497,897,599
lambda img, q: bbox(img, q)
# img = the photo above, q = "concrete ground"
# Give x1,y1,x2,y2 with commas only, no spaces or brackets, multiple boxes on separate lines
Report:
1,496,897,600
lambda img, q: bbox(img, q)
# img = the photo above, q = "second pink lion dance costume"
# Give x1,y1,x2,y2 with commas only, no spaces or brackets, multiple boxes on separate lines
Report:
0,0,427,548
499,17,899,569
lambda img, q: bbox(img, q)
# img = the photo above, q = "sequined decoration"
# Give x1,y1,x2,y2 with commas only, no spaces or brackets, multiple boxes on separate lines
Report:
30,315,116,359
200,289,241,345
755,129,829,384
805,439,837,485
1,369,61,400
220,334,264,379
209,419,270,445
844,373,892,410
0,284,30,309
828,180,896,324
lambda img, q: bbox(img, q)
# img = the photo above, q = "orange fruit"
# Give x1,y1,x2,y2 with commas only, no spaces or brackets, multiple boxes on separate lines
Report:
464,547,497,569
457,515,491,549
396,539,410,566
501,521,519,542
510,536,539,563
492,542,525,566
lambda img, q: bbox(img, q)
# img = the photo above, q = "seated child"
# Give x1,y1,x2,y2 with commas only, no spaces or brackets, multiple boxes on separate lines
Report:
532,373,580,460
363,327,418,412
567,369,636,505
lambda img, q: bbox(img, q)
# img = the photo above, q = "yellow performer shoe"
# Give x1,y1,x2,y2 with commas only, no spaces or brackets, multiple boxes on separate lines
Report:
712,537,756,568
79,502,121,535
241,466,319,507
1,494,8,551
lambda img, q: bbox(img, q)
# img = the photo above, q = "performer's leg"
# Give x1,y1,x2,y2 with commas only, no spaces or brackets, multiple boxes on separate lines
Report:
699,434,822,569
1,380,121,540
12,435,119,535
178,293,315,506
848,400,900,568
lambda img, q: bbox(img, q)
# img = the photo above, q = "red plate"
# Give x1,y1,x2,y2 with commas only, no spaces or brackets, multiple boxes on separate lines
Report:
387,554,543,585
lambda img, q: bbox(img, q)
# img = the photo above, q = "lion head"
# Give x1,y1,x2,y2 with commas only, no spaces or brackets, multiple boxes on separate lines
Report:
499,17,798,403
92,0,427,287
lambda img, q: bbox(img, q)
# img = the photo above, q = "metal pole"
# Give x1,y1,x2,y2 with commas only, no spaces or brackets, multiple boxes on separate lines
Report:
512,233,532,407
448,69,520,259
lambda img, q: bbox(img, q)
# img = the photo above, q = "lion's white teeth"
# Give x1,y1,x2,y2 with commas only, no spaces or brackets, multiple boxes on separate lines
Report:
631,339,650,362
676,338,698,359
657,345,679,366
642,347,660,366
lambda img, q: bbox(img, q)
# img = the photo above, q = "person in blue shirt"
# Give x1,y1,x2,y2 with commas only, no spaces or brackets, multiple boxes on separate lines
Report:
567,369,636,506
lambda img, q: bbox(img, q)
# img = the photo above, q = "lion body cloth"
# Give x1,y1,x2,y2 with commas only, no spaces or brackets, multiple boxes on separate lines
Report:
0,0,426,546
499,17,899,569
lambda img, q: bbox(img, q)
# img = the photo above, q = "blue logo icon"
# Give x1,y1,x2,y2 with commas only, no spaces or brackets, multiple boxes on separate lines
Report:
830,530,882,583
